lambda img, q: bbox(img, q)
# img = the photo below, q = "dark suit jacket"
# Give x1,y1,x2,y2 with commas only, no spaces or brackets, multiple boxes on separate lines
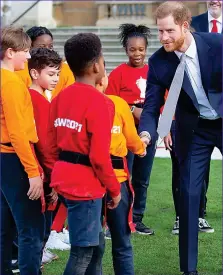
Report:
139,32,222,159
191,11,223,33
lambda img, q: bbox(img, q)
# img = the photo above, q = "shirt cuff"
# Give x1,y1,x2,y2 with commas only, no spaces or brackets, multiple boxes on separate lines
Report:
139,131,151,140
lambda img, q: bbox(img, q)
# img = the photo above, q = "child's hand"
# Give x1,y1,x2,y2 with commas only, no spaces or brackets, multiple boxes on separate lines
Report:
47,188,58,204
138,149,147,158
28,176,43,200
107,193,121,209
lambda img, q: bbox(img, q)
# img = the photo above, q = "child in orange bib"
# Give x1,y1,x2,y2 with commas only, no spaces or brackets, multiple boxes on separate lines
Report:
96,71,146,275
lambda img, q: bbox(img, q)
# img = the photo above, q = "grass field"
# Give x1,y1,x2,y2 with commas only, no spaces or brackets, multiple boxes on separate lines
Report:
44,158,222,275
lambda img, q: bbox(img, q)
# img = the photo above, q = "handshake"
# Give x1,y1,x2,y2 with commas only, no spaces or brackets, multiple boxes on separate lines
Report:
138,131,151,158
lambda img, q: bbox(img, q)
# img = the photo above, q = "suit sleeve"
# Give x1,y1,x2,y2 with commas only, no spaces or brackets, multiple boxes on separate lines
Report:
138,59,165,141
86,95,120,198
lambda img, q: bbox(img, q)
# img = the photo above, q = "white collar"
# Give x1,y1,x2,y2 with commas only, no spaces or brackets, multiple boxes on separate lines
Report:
208,11,222,24
174,36,196,60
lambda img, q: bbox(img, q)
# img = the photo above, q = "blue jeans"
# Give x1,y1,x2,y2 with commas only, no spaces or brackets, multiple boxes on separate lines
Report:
106,181,134,275
127,134,158,221
44,210,53,242
63,198,104,275
0,153,45,275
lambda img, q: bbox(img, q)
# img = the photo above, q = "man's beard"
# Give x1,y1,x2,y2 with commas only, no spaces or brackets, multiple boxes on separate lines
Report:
208,1,222,17
162,36,185,52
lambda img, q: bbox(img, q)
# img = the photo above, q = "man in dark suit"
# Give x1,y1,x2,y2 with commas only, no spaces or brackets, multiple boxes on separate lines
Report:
139,2,222,275
191,1,222,33
191,0,222,220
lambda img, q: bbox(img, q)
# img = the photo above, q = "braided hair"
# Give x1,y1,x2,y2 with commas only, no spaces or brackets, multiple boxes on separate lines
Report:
26,26,53,44
118,24,150,49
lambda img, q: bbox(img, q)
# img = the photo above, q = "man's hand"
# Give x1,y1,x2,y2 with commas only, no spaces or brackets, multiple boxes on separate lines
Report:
107,193,121,209
27,176,43,200
141,135,151,146
164,132,172,151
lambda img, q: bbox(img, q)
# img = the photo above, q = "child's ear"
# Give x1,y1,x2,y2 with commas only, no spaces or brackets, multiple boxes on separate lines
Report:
29,68,39,80
93,62,100,74
5,48,14,59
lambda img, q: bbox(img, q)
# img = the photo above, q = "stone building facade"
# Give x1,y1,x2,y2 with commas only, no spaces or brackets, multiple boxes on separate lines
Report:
53,1,208,27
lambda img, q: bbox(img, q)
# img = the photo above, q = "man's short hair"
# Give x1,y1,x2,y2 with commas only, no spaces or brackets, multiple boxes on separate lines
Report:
155,1,192,26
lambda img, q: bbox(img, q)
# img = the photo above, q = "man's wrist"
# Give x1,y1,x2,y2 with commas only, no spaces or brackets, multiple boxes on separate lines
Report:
139,131,151,140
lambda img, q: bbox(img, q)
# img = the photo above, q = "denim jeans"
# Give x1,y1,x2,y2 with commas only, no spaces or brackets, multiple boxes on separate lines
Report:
63,198,104,275
44,210,53,243
0,153,45,275
127,133,158,221
106,181,134,275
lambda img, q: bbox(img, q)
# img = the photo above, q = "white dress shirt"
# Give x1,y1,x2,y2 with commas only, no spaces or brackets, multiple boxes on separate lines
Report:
175,36,219,120
208,12,222,33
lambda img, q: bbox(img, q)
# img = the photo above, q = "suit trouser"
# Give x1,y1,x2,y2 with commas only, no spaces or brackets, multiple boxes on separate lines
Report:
170,120,208,219
179,120,222,272
0,153,45,275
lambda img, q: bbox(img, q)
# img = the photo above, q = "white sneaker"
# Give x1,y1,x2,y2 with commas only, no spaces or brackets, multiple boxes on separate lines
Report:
58,228,70,244
198,218,215,233
45,230,71,250
172,217,179,235
44,247,59,261
42,248,52,265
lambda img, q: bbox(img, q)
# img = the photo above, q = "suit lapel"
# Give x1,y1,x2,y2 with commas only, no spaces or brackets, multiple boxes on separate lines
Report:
200,12,209,32
193,33,214,92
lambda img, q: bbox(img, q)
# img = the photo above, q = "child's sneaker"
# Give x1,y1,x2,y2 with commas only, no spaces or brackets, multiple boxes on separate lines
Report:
172,217,179,235
45,230,71,250
58,228,70,244
104,228,111,240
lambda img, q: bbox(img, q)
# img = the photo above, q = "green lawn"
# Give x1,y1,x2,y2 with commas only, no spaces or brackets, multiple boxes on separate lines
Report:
44,158,222,275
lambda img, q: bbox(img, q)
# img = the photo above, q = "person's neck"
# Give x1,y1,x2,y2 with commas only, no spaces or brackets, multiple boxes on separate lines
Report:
127,62,145,69
75,76,96,88
1,60,14,72
177,32,193,53
209,11,221,20
30,83,44,95
95,84,104,93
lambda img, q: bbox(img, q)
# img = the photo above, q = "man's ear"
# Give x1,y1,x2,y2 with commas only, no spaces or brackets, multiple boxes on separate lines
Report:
183,21,189,31
93,62,100,74
29,68,39,80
